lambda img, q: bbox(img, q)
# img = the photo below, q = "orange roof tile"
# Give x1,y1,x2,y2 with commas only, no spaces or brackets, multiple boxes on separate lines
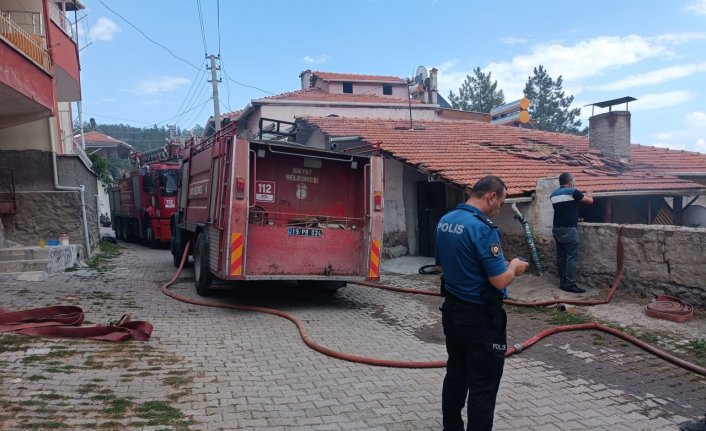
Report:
257,88,420,105
79,131,131,148
301,117,706,196
311,71,407,84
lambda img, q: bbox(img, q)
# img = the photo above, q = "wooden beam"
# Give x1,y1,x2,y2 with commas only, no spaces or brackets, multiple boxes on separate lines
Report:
673,196,684,226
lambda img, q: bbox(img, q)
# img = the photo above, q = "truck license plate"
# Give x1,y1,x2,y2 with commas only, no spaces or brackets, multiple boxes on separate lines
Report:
287,227,323,237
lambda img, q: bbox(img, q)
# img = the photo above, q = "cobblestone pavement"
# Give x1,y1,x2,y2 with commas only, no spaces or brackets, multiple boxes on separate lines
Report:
1,242,704,430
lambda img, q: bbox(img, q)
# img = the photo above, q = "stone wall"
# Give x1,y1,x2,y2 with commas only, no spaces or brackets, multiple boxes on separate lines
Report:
3,191,88,257
505,223,706,307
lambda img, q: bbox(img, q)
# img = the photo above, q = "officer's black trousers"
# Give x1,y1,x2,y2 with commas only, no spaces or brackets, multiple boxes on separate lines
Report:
441,297,506,431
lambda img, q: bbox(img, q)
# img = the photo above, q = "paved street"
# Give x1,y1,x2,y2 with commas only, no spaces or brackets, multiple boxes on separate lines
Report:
1,241,705,430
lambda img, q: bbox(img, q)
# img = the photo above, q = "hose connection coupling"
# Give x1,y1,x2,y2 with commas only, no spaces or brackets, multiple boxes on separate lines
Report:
513,343,524,352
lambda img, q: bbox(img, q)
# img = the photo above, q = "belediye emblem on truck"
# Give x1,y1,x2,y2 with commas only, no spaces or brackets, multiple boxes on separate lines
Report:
296,183,308,200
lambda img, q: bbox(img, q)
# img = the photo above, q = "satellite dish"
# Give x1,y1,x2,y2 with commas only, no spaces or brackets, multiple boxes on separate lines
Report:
414,65,428,85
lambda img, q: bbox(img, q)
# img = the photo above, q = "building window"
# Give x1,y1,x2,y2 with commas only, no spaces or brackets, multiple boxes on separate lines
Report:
382,84,392,95
343,82,353,93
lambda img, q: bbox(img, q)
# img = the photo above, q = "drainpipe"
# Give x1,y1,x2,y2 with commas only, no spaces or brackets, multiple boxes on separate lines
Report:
77,100,86,149
49,117,91,257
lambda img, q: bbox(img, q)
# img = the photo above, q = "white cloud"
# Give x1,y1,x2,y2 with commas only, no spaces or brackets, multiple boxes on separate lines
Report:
632,90,695,110
696,138,706,151
90,17,120,41
436,32,706,100
131,77,190,95
685,111,706,128
684,0,706,15
500,37,527,44
303,55,331,64
650,111,706,153
593,62,706,91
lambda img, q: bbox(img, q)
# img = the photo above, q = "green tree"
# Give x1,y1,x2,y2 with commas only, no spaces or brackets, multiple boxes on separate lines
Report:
523,65,583,134
106,156,131,183
88,152,112,189
191,124,205,136
448,67,505,113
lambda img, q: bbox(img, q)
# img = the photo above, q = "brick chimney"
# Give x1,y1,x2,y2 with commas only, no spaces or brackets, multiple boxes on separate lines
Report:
429,68,438,105
587,97,636,163
299,70,312,90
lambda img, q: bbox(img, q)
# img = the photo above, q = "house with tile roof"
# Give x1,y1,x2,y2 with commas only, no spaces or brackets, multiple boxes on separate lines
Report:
80,130,133,159
202,69,489,137
290,114,706,256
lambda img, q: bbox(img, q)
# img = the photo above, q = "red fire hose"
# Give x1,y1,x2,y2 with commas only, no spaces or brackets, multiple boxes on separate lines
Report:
162,241,444,368
162,231,706,376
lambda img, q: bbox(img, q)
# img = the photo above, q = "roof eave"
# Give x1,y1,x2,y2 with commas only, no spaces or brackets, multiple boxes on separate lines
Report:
591,188,706,197
252,99,433,109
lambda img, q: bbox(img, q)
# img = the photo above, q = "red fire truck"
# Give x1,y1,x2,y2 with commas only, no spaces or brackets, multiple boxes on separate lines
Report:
170,122,384,295
109,143,181,247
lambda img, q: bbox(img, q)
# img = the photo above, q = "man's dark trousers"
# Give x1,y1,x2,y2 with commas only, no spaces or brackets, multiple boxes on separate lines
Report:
553,226,580,290
441,296,506,431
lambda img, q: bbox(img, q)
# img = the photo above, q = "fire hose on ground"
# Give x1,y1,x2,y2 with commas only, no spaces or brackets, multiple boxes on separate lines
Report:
162,230,706,376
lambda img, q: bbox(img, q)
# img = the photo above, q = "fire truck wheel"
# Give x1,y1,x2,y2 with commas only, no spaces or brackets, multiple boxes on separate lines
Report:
146,224,158,249
123,219,134,243
171,241,183,268
194,234,213,296
115,218,123,241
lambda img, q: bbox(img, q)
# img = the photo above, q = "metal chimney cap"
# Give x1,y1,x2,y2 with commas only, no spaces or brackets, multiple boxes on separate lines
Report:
584,96,636,108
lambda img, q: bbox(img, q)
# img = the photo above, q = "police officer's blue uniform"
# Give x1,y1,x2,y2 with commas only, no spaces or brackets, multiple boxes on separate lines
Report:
435,203,508,431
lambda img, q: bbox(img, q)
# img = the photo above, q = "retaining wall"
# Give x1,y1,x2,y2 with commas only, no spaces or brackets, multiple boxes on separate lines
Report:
505,223,706,307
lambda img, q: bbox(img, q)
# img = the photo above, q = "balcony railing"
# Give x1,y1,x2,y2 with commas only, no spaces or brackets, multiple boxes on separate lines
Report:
48,2,75,40
0,11,51,73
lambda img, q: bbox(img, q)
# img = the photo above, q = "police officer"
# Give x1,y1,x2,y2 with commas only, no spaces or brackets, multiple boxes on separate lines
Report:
435,175,529,431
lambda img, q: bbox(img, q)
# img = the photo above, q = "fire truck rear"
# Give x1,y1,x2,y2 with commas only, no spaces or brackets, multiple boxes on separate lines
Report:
170,122,384,295
108,143,181,247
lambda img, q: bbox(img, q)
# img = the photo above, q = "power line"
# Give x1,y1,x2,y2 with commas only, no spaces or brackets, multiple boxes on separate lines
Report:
217,0,222,56
173,80,211,126
221,68,276,95
180,97,213,129
171,59,208,124
96,0,201,71
196,0,208,55
219,56,234,110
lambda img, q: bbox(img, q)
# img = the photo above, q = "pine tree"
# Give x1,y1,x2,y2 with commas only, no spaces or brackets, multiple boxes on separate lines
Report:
448,67,505,113
523,65,583,134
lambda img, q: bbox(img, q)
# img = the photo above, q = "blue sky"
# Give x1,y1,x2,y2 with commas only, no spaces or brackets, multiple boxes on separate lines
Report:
77,0,706,153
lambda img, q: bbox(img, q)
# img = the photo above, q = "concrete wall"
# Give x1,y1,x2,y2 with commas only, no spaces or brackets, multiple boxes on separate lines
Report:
0,152,99,257
0,149,55,190
257,104,441,125
324,81,409,99
0,118,51,151
382,158,406,255
580,223,705,307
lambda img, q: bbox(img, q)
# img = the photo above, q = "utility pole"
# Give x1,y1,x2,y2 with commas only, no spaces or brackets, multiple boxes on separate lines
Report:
208,54,222,132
